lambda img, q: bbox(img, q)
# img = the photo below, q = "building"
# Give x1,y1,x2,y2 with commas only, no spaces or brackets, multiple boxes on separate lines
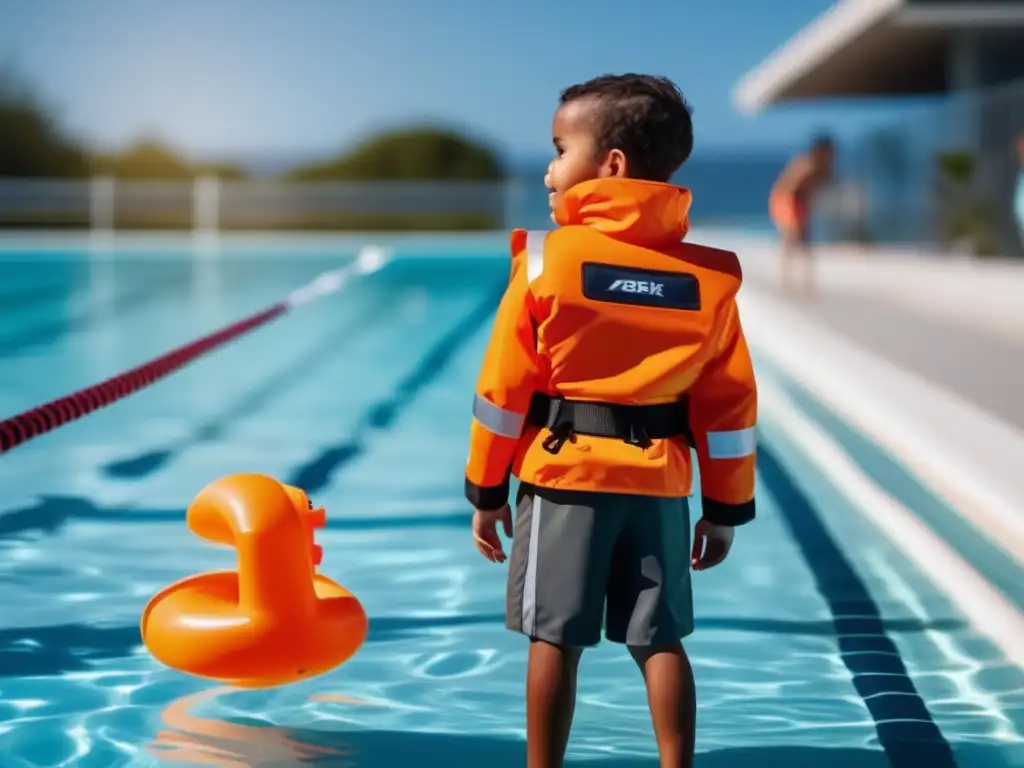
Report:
733,0,1024,254
734,0,1024,113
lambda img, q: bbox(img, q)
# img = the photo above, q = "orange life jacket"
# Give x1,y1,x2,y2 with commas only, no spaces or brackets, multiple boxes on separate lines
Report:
465,177,757,527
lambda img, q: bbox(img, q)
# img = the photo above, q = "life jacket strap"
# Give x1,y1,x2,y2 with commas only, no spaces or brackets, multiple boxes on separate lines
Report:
526,393,694,455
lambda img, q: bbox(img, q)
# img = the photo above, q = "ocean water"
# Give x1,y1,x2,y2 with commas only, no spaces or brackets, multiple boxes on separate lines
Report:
508,154,785,232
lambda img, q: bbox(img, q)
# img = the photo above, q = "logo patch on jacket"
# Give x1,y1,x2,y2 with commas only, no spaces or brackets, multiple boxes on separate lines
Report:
582,263,701,310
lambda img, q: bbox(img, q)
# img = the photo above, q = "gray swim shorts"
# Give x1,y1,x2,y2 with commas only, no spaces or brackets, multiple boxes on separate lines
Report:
505,482,694,647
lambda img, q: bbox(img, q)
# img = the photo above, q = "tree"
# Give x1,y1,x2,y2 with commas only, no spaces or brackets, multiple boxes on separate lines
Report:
92,137,248,179
288,125,505,181
0,66,88,177
91,137,193,179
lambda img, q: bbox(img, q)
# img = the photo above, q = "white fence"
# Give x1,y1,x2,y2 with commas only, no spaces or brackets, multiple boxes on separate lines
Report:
0,177,535,233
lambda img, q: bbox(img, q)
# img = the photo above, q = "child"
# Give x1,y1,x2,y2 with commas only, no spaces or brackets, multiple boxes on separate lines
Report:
769,135,835,295
464,74,757,768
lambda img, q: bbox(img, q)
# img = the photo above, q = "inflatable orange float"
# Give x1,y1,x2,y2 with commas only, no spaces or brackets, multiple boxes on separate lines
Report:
140,473,368,688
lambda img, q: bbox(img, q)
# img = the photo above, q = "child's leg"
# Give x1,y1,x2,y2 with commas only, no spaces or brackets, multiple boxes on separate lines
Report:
606,495,696,768
527,640,583,767
629,642,696,768
504,483,628,768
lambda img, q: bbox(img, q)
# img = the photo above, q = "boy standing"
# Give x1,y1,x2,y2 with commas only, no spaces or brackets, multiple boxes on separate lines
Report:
464,74,757,768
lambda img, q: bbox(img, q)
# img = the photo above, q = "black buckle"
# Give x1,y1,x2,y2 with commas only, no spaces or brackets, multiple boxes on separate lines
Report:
542,422,577,454
529,393,679,454
626,421,652,450
541,397,576,454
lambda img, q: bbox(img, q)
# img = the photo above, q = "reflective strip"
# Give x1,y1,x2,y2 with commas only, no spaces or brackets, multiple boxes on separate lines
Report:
707,427,757,459
521,494,542,635
472,394,525,438
525,230,545,284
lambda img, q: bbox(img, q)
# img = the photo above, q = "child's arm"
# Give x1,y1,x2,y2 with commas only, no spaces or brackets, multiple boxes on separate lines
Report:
464,231,542,512
688,294,757,529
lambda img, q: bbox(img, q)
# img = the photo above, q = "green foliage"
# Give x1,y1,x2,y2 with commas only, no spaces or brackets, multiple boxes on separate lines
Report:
91,137,248,179
0,66,89,177
935,149,999,256
0,70,502,229
91,138,193,179
288,126,505,181
936,150,974,186
0,67,247,181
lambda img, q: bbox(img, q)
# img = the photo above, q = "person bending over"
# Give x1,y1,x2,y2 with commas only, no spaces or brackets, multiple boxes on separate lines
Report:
769,135,835,295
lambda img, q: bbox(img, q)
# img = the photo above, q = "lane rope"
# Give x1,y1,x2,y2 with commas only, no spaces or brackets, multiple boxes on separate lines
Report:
0,246,390,455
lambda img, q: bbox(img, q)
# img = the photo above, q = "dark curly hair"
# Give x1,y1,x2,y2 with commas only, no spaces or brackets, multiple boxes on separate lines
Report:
559,74,694,182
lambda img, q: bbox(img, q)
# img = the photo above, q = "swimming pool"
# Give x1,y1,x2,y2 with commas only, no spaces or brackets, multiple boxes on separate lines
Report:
0,236,1022,767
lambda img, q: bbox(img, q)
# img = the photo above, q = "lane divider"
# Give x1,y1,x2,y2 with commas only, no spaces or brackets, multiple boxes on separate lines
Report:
739,288,1024,562
759,377,1024,672
0,246,390,455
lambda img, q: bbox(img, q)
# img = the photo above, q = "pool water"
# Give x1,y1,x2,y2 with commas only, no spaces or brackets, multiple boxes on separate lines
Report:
0,238,1022,767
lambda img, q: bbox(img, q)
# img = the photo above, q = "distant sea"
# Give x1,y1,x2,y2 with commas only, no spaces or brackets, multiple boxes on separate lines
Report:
507,153,787,232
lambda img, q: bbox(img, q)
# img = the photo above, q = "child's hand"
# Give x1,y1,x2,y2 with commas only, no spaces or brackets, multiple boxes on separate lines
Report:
691,519,735,571
472,505,513,563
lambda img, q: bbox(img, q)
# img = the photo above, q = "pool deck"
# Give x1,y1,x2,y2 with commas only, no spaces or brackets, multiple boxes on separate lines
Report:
728,234,1024,418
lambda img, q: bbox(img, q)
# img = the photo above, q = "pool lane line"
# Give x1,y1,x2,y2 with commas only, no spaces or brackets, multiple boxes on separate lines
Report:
100,288,388,480
287,281,507,494
758,378,1024,674
757,440,957,766
0,247,390,455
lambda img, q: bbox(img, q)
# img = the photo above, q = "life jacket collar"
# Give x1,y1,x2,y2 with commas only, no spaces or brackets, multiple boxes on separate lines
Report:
553,178,691,245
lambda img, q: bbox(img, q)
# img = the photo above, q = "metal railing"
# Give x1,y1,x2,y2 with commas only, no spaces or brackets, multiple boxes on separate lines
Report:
0,178,545,233
0,175,881,243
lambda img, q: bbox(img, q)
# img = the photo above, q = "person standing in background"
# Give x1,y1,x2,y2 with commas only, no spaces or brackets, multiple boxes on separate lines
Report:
769,135,835,295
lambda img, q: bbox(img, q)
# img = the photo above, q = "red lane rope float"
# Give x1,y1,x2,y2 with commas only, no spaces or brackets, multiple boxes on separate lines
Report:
0,247,389,455
0,305,285,454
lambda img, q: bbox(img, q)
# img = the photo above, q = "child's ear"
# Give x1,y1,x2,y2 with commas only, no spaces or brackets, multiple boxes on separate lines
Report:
601,148,628,178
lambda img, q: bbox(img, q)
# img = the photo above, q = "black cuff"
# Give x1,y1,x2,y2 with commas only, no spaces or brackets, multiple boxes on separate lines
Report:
465,475,510,511
701,496,755,526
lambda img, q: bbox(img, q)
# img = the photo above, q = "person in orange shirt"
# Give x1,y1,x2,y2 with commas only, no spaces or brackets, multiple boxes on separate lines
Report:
769,135,835,294
464,73,757,768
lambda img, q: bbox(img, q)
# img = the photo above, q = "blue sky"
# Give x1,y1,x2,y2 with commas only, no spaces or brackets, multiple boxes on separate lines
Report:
0,0,912,162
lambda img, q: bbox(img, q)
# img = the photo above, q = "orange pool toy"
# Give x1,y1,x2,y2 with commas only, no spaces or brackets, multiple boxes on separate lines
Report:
140,473,368,688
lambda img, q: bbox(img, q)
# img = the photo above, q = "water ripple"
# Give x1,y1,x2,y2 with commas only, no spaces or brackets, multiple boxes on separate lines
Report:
0,509,1021,767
